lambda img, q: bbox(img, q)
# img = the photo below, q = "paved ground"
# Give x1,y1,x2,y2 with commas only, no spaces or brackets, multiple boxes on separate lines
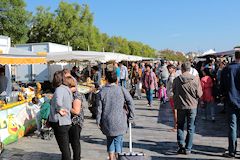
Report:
0,96,237,160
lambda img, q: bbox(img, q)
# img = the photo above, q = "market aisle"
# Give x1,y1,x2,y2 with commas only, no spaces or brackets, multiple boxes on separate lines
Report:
0,97,233,160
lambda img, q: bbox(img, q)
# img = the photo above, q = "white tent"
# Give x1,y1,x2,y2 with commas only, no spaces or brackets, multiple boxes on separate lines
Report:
97,52,143,62
46,51,105,63
47,51,143,63
201,49,216,56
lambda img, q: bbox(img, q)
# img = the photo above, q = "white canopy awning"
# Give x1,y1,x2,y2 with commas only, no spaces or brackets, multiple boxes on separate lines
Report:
47,51,143,63
201,49,216,56
47,51,105,63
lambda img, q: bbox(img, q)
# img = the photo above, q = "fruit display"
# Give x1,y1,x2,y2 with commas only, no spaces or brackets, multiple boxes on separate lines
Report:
18,92,25,101
36,82,42,99
100,77,107,86
0,100,6,108
77,85,92,94
80,77,95,87
1,82,43,110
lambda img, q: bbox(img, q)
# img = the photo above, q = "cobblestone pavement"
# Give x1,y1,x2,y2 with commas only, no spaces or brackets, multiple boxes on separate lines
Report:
0,97,236,160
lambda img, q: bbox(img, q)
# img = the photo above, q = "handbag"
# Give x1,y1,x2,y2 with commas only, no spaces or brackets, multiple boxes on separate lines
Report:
71,107,84,127
121,87,130,120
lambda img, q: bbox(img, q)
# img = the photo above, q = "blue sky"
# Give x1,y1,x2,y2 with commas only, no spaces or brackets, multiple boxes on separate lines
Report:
25,0,240,53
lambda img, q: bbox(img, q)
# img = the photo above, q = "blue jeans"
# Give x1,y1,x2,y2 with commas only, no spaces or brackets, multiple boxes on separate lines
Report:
146,89,154,106
201,101,215,120
177,109,197,151
120,79,127,88
228,103,240,154
107,135,123,153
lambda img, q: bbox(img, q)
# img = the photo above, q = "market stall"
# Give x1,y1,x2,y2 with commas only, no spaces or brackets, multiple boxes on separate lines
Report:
0,47,47,146
47,51,106,94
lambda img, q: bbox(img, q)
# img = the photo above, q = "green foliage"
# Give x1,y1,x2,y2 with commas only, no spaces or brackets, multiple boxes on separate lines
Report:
0,1,156,57
28,6,55,43
0,0,31,44
157,49,187,61
28,1,156,57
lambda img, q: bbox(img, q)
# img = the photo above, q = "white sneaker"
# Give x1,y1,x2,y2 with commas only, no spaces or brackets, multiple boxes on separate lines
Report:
217,103,224,106
34,130,41,136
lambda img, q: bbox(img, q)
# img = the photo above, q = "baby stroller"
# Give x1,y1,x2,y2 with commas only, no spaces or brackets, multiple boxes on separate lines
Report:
40,119,54,140
39,99,54,140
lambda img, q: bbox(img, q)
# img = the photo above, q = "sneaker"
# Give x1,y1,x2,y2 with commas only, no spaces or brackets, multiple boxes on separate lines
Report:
177,148,185,154
34,130,41,136
212,117,215,123
223,152,235,158
201,117,206,120
217,103,224,106
185,150,191,155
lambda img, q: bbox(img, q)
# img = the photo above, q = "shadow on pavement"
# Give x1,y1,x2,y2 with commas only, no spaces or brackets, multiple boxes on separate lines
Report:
136,140,225,158
136,107,160,112
82,135,106,146
157,102,228,138
1,148,60,160
150,156,211,160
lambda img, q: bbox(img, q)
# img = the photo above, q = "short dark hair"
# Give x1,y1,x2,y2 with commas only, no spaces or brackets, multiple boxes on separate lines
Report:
203,68,211,76
52,71,63,88
32,97,39,104
167,64,176,70
72,66,77,70
106,70,117,83
92,66,98,71
145,64,152,69
181,62,191,72
235,50,240,59
0,67,4,73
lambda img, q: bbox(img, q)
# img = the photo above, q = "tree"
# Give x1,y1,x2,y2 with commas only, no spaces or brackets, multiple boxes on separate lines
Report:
157,49,187,61
28,6,55,43
0,0,31,44
28,1,157,57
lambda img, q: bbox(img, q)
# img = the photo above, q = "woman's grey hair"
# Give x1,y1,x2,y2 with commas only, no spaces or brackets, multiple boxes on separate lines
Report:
181,62,192,72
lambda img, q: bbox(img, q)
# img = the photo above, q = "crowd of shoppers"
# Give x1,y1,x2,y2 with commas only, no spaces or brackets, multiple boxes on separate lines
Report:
45,50,240,159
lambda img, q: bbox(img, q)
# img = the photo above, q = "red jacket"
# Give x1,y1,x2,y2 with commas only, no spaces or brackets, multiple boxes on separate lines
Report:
201,76,214,102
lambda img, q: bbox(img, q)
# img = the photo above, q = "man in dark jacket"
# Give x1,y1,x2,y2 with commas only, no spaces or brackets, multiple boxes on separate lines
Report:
173,62,203,155
221,50,240,158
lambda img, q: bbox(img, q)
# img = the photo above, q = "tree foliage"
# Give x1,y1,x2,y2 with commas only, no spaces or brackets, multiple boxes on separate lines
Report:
0,1,156,57
28,2,156,57
0,0,31,44
157,49,187,61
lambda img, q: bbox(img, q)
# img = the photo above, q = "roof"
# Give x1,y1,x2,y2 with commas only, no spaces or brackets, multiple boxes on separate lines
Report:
16,42,71,48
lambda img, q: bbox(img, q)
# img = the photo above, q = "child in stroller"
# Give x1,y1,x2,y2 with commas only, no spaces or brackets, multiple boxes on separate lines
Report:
39,97,54,140
40,119,54,140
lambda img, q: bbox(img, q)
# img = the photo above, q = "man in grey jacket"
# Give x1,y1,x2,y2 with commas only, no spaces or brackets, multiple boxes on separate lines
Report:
173,62,203,155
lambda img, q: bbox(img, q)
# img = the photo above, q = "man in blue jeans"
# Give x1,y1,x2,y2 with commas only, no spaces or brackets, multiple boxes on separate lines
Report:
119,62,128,88
221,50,240,158
173,62,203,155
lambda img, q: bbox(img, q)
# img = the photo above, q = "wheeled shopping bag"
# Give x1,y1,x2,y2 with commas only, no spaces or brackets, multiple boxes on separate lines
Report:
118,123,145,160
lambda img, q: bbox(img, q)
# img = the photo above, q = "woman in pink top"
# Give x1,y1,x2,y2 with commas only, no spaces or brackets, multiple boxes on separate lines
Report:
200,68,215,122
142,64,158,107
